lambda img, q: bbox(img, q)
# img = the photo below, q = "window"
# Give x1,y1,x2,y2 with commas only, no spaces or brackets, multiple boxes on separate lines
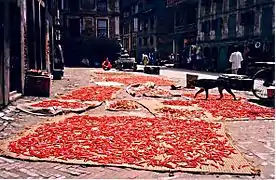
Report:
186,8,196,24
97,19,108,38
216,1,223,13
134,18,138,32
132,37,136,48
97,0,107,12
135,4,138,13
83,17,94,36
138,3,143,11
124,24,129,34
202,21,210,33
175,12,184,26
150,17,155,30
211,19,217,30
124,38,128,49
202,0,211,16
228,14,236,37
139,20,143,31
261,7,273,37
69,0,79,11
241,11,255,26
229,0,237,10
144,20,149,32
149,36,154,46
68,18,80,37
143,37,148,46
81,0,95,10
138,38,142,46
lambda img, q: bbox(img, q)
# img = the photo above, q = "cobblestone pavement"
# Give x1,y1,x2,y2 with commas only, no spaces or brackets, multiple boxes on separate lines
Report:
0,68,274,179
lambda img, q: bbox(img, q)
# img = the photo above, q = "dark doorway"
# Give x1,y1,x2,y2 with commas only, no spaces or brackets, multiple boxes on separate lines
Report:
9,3,21,92
0,2,4,106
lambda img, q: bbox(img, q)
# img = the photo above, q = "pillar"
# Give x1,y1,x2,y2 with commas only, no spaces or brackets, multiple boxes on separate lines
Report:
3,2,10,105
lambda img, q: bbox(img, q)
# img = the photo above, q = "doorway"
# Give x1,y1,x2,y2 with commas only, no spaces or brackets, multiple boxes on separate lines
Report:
9,2,21,92
0,2,4,106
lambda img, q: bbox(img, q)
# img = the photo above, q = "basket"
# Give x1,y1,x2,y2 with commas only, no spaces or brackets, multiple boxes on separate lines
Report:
186,74,198,89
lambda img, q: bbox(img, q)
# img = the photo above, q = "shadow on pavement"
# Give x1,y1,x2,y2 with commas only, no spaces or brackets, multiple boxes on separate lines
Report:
248,99,275,108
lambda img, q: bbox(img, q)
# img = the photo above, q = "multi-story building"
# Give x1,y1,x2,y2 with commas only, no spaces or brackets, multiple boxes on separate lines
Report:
0,0,59,107
136,0,172,62
197,0,275,72
121,0,172,62
166,0,198,68
59,0,120,66
120,0,139,57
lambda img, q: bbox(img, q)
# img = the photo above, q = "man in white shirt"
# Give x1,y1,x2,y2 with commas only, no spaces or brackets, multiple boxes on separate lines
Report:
229,46,243,74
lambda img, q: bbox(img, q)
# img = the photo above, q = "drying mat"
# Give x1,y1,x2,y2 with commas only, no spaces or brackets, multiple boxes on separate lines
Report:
136,99,165,115
58,86,122,102
16,100,102,116
126,84,181,98
0,115,258,176
105,100,142,111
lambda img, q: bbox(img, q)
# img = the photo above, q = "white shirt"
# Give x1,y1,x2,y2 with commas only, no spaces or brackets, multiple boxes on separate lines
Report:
229,51,243,70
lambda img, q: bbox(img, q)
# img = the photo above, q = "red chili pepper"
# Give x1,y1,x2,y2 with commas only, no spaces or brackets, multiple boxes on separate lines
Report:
211,163,219,169
241,165,249,168
8,116,240,169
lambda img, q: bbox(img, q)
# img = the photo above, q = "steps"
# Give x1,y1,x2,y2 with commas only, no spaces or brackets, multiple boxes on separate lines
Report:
9,91,22,102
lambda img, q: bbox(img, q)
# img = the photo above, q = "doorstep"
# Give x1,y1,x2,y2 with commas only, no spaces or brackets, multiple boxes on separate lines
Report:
9,91,22,102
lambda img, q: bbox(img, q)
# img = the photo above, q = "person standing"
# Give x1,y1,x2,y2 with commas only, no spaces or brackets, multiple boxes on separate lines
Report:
229,46,243,74
242,46,250,75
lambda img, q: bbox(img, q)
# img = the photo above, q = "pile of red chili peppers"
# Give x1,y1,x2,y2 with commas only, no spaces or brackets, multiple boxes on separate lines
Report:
31,100,88,109
9,115,238,169
144,88,172,97
162,100,197,106
60,86,121,101
157,107,207,119
196,99,275,120
183,93,242,100
109,100,139,110
103,76,174,86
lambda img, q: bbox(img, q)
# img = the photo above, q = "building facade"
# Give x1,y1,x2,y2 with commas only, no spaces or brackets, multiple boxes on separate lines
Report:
59,0,120,66
0,0,59,107
197,0,275,72
120,0,138,57
167,0,198,68
120,0,172,62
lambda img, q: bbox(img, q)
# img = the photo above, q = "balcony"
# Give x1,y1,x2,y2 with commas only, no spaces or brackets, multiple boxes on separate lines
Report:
174,23,196,34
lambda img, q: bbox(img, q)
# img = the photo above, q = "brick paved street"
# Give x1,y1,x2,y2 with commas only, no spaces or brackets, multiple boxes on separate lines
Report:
0,68,274,179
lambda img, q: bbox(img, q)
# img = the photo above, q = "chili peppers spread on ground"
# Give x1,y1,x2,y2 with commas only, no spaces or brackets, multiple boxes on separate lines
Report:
128,86,172,97
108,100,139,110
60,86,121,101
196,100,275,120
144,88,172,97
104,76,174,86
8,115,238,169
162,100,197,106
31,100,88,109
183,93,242,100
157,107,208,120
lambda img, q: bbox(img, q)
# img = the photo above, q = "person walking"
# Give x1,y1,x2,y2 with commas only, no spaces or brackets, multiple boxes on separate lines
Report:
229,46,243,74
